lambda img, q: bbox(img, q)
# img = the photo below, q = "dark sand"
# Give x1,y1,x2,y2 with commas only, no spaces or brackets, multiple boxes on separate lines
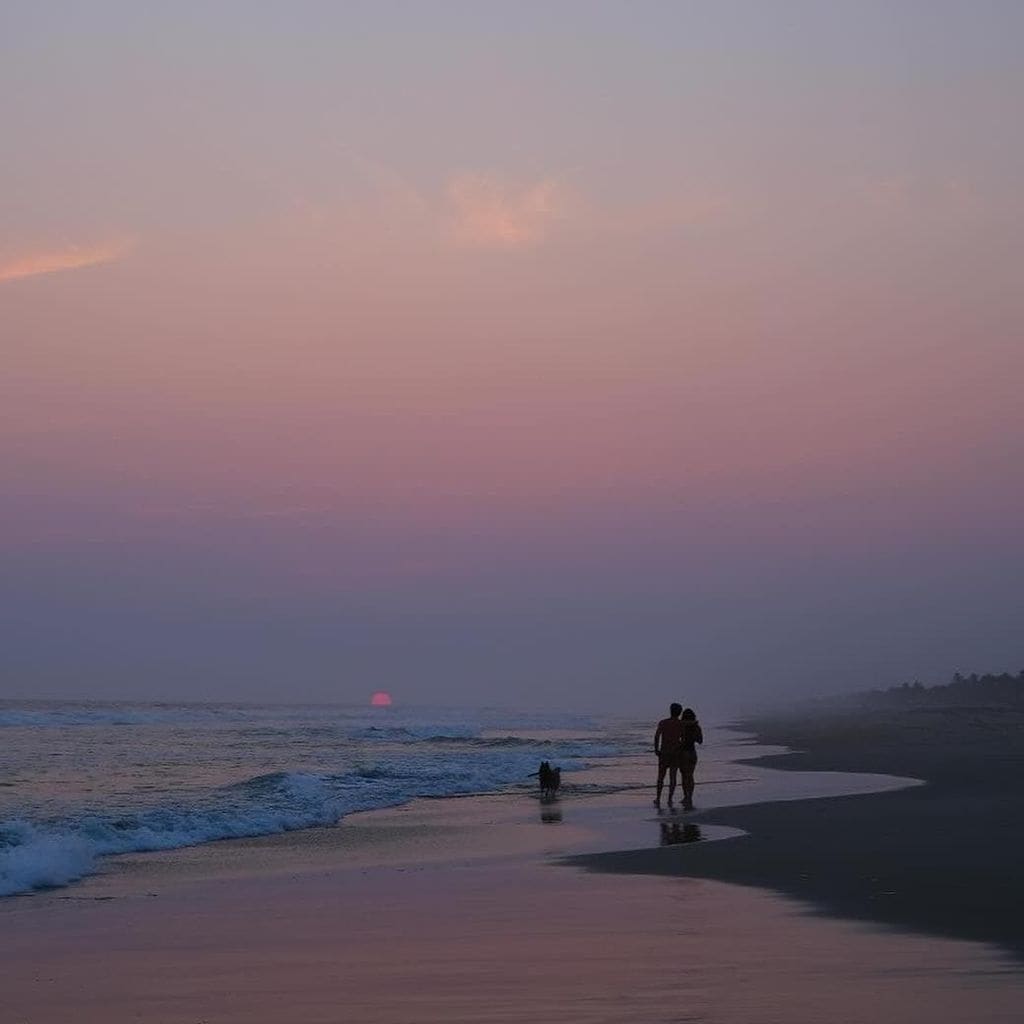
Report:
569,706,1024,959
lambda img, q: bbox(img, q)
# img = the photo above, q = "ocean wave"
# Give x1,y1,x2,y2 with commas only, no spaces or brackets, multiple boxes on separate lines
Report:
0,821,96,894
0,739,608,897
0,770,366,897
350,724,486,742
0,704,246,729
0,701,626,897
350,728,606,753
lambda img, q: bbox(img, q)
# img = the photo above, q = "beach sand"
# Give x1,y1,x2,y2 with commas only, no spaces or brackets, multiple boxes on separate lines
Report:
4,725,1022,1023
570,707,1024,959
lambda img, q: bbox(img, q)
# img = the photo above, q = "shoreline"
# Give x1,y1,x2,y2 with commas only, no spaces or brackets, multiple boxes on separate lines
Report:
568,705,1024,960
0,711,629,900
8,726,918,903
4,724,1022,1022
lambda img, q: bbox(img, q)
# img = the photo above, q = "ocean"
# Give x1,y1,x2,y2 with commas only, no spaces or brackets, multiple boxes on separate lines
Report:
0,700,634,897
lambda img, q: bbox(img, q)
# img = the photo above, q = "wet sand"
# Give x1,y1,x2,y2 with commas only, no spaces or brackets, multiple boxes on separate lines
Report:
571,707,1024,960
6,858,1024,1024
3,726,1022,1022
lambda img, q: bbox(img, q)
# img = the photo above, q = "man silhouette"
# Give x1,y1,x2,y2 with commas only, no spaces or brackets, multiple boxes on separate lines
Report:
653,703,684,808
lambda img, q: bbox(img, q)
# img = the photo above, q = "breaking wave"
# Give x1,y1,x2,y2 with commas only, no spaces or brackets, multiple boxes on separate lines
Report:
0,718,623,897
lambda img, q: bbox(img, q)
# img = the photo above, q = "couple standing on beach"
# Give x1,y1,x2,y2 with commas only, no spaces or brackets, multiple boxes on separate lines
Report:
653,703,703,810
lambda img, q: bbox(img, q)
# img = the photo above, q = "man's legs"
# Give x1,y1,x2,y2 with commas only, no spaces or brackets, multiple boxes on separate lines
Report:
667,765,679,806
655,761,668,807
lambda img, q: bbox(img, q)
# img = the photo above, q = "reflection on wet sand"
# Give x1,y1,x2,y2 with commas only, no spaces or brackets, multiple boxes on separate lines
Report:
539,795,562,824
659,821,702,846
14,854,1022,1024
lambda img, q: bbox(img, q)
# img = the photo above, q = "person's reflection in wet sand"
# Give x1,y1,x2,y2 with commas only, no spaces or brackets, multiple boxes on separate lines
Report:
539,795,563,823
659,821,703,846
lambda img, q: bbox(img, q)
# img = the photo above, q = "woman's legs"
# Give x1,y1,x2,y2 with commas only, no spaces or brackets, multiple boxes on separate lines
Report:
680,757,696,808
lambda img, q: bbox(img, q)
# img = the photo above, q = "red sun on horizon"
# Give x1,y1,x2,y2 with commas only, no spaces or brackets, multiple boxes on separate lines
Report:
370,691,393,707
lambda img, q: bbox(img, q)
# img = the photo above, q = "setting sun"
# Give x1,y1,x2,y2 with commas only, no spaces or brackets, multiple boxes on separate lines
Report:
370,691,393,707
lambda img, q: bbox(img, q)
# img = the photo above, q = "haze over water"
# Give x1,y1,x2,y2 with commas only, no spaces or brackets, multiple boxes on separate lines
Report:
3,3,1022,711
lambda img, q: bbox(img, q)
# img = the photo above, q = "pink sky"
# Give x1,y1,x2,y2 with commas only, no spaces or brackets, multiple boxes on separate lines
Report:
2,3,1022,708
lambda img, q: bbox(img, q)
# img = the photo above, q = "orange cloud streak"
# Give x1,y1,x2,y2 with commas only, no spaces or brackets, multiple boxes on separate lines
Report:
446,174,566,249
0,237,134,283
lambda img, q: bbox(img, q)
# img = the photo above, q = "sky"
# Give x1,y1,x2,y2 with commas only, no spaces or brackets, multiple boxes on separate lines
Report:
2,2,1022,714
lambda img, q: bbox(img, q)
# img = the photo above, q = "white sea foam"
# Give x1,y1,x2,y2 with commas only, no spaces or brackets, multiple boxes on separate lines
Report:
0,821,97,894
1,772,358,896
0,715,624,897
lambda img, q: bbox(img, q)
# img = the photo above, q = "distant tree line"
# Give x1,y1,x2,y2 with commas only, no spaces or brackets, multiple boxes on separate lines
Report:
863,670,1024,707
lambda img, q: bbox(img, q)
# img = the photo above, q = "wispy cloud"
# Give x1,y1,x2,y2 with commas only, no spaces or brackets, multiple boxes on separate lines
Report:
0,237,135,284
445,174,567,249
276,168,573,257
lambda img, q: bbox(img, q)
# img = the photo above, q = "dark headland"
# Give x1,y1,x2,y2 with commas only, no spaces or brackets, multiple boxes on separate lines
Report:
568,674,1024,960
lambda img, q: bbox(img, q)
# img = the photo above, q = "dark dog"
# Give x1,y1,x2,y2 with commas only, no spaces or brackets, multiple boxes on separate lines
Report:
537,760,561,798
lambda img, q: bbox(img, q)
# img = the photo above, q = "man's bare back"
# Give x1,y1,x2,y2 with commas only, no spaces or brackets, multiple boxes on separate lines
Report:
653,703,685,807
655,716,685,761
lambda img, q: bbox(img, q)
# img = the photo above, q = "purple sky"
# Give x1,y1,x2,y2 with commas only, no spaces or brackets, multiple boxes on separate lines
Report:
2,3,1022,713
